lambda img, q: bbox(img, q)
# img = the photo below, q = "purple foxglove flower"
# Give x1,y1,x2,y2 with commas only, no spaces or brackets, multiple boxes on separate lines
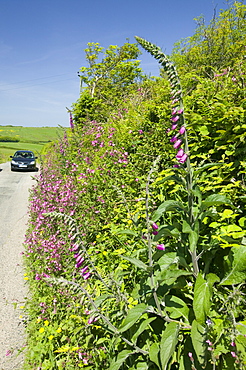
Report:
171,98,179,104
171,115,179,123
88,316,99,324
176,148,184,159
174,89,182,97
170,135,177,143
75,255,85,268
171,124,178,130
166,128,171,133
151,222,158,230
173,139,182,149
178,153,188,164
173,164,180,168
80,266,89,274
83,272,91,280
172,108,177,115
177,108,184,114
179,126,186,135
156,244,165,251
152,230,158,235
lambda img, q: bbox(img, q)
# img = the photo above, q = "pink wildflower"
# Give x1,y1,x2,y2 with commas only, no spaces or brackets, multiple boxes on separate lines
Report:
170,135,177,143
173,139,182,149
188,352,194,362
83,272,91,280
178,153,188,164
151,222,158,230
179,126,186,135
171,115,180,123
176,148,184,159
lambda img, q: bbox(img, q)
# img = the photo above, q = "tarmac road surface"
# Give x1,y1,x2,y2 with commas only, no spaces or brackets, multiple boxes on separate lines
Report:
0,162,37,370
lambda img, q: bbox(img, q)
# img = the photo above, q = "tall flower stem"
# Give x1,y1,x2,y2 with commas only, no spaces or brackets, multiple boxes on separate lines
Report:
183,128,199,276
53,277,148,355
145,156,163,317
135,36,199,276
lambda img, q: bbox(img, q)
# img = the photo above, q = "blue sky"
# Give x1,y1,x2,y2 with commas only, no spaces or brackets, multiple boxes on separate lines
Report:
0,0,238,127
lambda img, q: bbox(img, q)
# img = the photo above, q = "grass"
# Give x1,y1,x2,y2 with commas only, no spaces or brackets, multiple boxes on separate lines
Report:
0,125,67,163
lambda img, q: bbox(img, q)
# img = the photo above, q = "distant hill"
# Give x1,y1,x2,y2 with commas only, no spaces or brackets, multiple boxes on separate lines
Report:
0,125,67,162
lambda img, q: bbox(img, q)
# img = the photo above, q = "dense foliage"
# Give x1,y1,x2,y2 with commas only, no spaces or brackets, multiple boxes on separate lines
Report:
23,2,246,369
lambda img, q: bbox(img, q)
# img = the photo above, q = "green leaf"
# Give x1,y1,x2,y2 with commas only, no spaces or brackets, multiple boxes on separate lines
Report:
198,125,209,135
191,320,207,366
154,225,180,240
160,322,179,370
201,194,232,211
152,200,187,222
157,267,192,285
220,245,246,285
120,255,148,271
194,162,223,175
188,230,199,252
193,273,211,324
156,174,185,186
116,229,138,237
182,221,199,252
134,362,149,370
155,252,179,270
109,350,133,370
131,317,156,343
239,217,246,227
94,294,113,308
165,295,190,321
119,303,147,333
236,336,246,363
206,273,220,287
149,342,161,369
182,220,192,233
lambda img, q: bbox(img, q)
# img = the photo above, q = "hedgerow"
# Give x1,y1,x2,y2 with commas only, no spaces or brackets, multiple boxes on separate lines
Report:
23,3,246,369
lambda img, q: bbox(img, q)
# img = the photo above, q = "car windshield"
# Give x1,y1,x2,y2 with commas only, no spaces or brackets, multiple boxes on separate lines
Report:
14,151,34,158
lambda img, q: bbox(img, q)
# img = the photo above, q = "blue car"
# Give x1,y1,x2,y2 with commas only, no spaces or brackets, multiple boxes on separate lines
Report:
10,150,38,171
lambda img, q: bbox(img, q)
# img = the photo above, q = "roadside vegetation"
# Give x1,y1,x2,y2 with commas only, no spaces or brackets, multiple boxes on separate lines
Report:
21,2,246,369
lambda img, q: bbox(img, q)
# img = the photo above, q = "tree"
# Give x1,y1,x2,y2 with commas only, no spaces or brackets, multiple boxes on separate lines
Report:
73,41,145,124
171,1,246,78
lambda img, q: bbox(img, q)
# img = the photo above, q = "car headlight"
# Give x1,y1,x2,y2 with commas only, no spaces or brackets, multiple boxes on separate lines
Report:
30,161,35,165
11,160,18,164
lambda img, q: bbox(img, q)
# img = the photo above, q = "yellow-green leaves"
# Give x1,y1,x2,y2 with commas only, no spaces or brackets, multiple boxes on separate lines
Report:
201,194,232,211
220,245,246,285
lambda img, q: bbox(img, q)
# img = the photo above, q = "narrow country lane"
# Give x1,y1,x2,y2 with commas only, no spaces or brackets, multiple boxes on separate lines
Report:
0,162,36,370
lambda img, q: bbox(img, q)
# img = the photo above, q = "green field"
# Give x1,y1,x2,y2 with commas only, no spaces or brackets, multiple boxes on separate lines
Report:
0,125,66,162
